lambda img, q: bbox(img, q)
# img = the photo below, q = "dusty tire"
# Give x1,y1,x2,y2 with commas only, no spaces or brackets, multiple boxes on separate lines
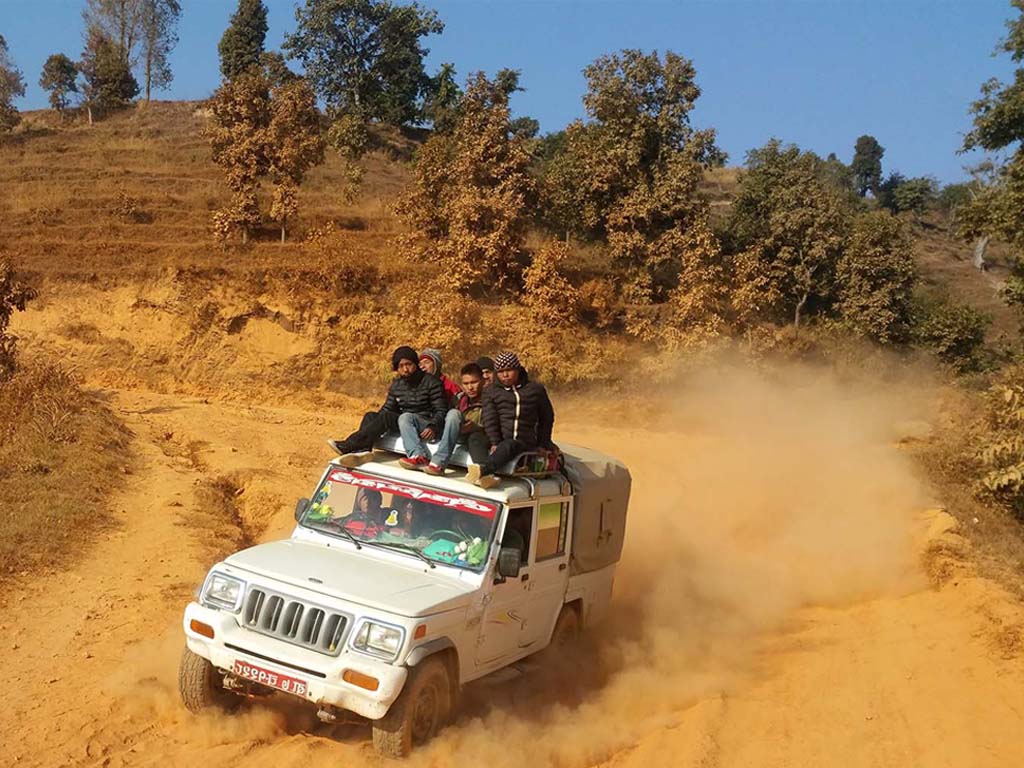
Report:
372,658,451,758
539,604,580,664
178,646,239,713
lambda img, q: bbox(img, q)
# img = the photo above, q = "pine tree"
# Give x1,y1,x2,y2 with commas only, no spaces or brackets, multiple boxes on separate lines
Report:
218,0,268,80
851,135,885,197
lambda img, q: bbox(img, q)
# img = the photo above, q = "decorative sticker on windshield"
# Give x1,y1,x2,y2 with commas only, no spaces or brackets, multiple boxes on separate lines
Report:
328,469,498,519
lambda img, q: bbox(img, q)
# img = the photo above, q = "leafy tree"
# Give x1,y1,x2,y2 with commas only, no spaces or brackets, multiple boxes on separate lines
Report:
206,72,325,243
79,28,139,122
962,0,1024,155
218,0,268,80
139,0,181,101
875,171,907,213
266,78,325,241
206,73,271,242
260,51,298,87
835,211,916,343
523,240,580,325
283,0,444,124
851,134,884,196
542,49,725,316
394,71,536,292
913,298,990,373
422,61,461,132
978,366,1024,518
822,152,855,195
892,176,937,219
937,182,973,216
728,140,848,329
509,116,539,140
0,258,36,381
0,35,26,132
958,1,1024,263
39,54,79,114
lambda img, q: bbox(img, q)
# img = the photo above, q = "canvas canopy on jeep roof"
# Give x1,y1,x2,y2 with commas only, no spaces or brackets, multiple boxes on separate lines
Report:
363,437,630,577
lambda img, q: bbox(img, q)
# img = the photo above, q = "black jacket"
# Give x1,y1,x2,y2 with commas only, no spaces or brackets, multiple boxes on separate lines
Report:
482,369,555,449
381,370,448,433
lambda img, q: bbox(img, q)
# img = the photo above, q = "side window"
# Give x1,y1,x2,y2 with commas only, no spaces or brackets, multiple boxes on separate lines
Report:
503,507,533,564
535,502,569,560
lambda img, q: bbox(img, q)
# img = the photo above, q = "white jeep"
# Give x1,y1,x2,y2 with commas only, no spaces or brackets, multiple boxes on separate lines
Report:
178,439,630,757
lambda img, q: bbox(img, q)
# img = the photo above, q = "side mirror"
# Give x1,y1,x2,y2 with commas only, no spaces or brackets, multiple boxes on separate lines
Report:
294,498,310,522
497,547,522,579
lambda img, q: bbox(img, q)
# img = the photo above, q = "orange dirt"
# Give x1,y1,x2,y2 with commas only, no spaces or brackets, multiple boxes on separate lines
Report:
2,364,1023,768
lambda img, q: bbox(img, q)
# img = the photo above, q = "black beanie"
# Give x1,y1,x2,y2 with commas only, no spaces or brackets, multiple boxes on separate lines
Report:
392,346,418,370
477,356,495,371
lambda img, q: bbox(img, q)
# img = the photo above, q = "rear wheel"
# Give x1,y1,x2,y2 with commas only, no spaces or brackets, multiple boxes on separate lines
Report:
372,658,451,758
178,646,240,713
539,604,580,664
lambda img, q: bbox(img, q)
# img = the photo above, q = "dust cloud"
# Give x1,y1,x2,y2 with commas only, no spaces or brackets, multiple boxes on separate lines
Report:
413,363,933,767
104,362,934,767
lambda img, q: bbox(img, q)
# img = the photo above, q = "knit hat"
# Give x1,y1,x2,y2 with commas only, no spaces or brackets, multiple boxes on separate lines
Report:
392,346,418,370
419,348,443,373
476,356,495,371
493,351,521,372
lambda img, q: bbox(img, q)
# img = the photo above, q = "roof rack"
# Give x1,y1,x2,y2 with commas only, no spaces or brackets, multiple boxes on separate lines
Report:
373,434,564,479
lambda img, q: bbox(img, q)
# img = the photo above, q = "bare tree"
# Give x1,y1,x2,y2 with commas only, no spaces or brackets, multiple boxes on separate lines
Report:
139,0,181,101
83,0,144,70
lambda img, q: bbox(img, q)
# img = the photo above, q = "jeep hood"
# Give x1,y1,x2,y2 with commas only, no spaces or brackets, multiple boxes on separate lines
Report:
224,540,477,618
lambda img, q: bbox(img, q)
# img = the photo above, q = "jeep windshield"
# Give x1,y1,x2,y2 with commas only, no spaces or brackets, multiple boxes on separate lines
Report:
299,468,499,572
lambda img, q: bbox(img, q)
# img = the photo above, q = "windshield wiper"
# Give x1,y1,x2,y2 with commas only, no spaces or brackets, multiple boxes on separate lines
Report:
365,541,436,569
312,520,362,549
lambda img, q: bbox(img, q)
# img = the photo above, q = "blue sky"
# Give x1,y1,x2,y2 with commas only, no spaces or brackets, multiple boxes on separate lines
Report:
0,0,1018,182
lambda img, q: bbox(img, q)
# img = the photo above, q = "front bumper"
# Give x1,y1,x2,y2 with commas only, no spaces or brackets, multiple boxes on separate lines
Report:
184,602,408,720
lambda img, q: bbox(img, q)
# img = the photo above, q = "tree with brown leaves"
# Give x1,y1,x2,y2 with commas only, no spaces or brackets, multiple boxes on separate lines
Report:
207,71,324,243
395,71,535,293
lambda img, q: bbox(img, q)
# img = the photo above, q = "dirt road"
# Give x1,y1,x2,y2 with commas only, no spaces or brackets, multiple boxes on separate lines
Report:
2,378,1023,768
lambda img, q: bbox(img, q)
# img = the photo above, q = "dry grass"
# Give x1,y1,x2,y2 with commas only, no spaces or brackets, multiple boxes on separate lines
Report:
910,382,1024,597
0,358,132,578
0,103,408,277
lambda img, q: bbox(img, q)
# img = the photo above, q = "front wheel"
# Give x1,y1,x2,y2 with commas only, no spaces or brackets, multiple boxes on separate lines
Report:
178,646,240,713
372,658,451,758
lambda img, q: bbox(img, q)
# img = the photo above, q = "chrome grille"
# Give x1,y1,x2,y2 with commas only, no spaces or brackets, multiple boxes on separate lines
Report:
242,587,350,656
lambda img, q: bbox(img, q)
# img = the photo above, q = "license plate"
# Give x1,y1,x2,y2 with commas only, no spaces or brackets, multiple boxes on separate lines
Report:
232,659,309,696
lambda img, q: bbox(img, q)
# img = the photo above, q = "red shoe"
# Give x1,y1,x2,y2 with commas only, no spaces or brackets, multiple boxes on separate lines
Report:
399,456,429,470
423,463,445,476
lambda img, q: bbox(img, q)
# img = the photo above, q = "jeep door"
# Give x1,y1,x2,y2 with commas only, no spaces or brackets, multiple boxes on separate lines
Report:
519,499,572,648
475,504,535,666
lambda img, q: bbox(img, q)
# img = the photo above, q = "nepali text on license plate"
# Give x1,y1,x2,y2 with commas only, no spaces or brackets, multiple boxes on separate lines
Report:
232,659,308,696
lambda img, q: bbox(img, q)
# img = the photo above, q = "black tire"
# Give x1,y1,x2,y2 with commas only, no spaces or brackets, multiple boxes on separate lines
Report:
372,658,451,758
177,646,240,713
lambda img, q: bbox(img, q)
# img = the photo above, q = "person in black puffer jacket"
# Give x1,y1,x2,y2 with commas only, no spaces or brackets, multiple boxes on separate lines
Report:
327,346,447,467
467,351,556,488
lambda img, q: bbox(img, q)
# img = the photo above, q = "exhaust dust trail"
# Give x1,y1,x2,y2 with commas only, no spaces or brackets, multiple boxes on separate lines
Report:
413,363,932,767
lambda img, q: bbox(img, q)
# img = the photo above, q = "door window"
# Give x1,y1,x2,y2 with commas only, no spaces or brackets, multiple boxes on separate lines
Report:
503,506,534,564
535,501,569,560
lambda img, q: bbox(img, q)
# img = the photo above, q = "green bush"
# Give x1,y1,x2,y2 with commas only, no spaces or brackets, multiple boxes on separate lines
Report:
913,298,990,373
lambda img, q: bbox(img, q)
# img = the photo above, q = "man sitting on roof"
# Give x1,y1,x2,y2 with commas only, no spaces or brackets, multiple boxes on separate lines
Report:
467,351,556,489
424,362,489,476
327,346,447,467
476,356,496,389
418,348,462,400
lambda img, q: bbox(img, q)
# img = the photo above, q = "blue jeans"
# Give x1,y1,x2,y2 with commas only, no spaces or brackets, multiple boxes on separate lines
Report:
397,413,434,459
432,409,464,467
